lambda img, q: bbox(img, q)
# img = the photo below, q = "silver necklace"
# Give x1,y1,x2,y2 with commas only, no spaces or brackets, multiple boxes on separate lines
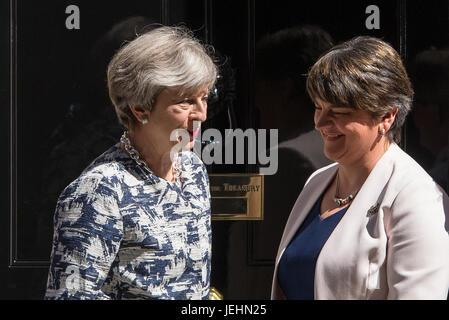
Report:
120,131,182,185
333,171,358,206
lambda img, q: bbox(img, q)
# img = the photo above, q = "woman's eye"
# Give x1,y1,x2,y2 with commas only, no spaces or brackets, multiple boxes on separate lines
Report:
180,99,193,106
177,102,192,110
333,111,349,115
330,108,352,115
333,111,351,115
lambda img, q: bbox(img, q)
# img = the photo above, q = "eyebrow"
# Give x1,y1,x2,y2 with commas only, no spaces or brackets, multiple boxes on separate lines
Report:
172,91,209,102
331,106,353,110
185,89,209,97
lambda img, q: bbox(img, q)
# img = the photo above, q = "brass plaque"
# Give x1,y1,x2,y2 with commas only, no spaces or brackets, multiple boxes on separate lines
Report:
209,174,264,220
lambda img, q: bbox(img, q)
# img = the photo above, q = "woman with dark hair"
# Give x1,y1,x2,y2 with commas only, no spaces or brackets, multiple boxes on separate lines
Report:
272,36,449,300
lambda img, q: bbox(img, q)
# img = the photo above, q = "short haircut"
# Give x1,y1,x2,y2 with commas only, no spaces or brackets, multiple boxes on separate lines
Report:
107,25,218,129
306,36,414,143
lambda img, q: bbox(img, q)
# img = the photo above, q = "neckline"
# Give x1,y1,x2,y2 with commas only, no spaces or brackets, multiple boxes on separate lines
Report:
316,194,349,221
318,205,348,221
116,142,184,188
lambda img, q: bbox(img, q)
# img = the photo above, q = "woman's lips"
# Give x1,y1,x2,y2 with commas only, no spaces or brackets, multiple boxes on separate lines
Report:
322,132,344,141
187,127,200,139
193,128,200,138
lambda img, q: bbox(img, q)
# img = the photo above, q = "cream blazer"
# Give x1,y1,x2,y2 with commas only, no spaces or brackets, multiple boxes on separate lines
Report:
271,143,449,300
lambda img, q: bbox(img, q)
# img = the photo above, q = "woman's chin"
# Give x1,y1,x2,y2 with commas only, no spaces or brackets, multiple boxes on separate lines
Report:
323,147,343,163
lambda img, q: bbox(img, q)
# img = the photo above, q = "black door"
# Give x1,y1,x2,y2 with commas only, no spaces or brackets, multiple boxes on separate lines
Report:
1,0,448,299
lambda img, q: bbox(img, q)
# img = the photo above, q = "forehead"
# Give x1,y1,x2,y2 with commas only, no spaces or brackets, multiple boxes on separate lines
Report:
315,98,366,112
314,98,330,107
167,85,210,98
315,97,377,122
314,98,350,109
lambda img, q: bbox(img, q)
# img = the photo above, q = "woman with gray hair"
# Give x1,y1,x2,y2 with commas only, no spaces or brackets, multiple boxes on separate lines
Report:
45,26,217,300
272,36,449,299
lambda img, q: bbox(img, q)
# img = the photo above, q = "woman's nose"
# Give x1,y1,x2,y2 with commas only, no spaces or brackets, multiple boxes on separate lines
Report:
314,109,331,130
190,99,207,122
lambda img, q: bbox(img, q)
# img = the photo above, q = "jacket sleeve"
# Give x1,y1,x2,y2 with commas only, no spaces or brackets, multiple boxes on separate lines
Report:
44,175,123,300
386,180,449,299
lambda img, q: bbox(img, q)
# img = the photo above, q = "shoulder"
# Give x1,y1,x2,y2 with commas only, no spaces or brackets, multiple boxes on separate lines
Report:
58,145,127,204
83,144,128,178
304,162,338,188
54,167,123,232
388,144,440,192
385,144,449,230
57,169,120,213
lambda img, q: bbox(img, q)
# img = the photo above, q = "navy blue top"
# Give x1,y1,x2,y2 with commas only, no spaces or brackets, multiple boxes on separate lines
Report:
277,195,348,300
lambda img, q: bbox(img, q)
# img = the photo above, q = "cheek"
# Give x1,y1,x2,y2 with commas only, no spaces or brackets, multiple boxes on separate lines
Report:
333,118,353,133
167,109,189,124
347,125,378,146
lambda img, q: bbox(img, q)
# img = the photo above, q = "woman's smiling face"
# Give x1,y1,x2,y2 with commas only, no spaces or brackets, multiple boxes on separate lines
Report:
314,98,381,166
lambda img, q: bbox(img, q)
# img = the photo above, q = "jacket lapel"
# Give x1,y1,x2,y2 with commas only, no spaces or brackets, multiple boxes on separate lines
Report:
314,143,399,299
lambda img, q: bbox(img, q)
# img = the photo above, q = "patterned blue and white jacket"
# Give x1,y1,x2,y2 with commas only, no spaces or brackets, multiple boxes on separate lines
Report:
45,143,212,300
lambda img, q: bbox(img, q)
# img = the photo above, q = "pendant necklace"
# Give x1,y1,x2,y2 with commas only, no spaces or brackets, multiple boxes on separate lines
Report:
333,171,358,206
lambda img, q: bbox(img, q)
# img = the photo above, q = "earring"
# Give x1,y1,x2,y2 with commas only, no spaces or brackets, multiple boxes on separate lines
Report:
141,116,148,125
380,128,386,136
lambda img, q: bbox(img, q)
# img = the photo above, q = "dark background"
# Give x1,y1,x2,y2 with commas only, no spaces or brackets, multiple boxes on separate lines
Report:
0,0,448,299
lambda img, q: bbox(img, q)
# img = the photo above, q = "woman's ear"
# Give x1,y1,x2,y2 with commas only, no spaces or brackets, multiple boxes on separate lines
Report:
129,105,149,125
381,106,399,133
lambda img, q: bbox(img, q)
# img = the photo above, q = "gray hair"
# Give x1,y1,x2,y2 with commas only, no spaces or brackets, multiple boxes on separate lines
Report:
107,25,218,129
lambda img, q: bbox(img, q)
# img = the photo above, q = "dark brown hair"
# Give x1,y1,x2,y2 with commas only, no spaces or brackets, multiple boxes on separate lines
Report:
306,36,414,143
